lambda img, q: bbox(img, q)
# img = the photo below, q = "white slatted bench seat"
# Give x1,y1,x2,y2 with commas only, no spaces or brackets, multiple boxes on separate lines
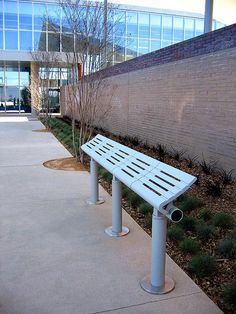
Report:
81,134,196,295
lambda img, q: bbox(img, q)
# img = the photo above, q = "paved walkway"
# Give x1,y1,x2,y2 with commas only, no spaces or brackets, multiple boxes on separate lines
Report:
0,116,222,314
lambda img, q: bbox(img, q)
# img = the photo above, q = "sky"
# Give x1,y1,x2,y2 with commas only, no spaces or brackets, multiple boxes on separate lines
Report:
109,0,236,25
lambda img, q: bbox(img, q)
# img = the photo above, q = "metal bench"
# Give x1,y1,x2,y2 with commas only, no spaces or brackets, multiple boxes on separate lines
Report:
82,134,196,295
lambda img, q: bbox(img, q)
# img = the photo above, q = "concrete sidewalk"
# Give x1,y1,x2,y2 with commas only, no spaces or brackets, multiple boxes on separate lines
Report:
0,116,222,314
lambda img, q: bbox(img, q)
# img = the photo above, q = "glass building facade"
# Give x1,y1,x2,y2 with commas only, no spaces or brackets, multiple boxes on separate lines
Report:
0,0,225,112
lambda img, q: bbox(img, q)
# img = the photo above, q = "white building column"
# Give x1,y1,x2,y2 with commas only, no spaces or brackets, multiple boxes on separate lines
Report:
204,0,214,33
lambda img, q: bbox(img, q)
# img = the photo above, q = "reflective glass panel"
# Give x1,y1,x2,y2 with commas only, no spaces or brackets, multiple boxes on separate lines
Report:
5,30,18,49
20,31,32,50
5,64,18,86
162,15,172,41
48,32,60,52
127,11,137,37
0,0,3,29
215,21,225,29
20,86,31,112
47,4,61,32
19,2,32,30
161,40,171,48
6,86,19,110
114,10,126,37
34,31,46,51
114,36,125,62
19,65,29,86
195,19,204,36
61,11,71,32
150,14,161,39
139,38,149,55
151,40,161,51
173,16,183,42
139,13,149,38
0,30,3,49
0,64,4,85
34,3,47,31
184,18,194,39
62,33,74,52
126,37,137,60
5,0,18,29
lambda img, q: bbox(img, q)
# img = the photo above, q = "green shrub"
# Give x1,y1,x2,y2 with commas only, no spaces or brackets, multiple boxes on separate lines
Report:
228,229,236,240
212,213,234,229
122,186,130,198
99,168,112,183
217,238,236,258
179,196,202,213
127,192,143,208
196,222,215,241
206,179,224,197
167,226,184,242
188,254,216,277
138,202,153,215
179,238,199,254
222,281,236,305
145,213,152,230
180,216,197,232
199,208,212,221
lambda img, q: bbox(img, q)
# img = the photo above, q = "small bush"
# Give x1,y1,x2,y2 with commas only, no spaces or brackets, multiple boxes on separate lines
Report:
167,226,184,242
186,155,198,168
196,222,215,241
199,157,217,175
171,146,186,161
179,238,199,254
122,186,130,198
228,229,236,240
188,254,216,277
99,168,112,183
218,168,234,185
199,208,212,221
138,202,153,215
145,213,152,230
212,213,234,229
222,281,236,305
206,179,224,197
179,196,202,213
218,238,236,258
127,193,143,208
156,144,168,162
180,216,197,232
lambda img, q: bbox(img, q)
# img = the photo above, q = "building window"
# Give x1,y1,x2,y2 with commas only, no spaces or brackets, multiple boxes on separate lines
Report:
48,32,60,52
19,1,32,30
20,31,32,50
0,30,3,49
33,3,47,31
34,31,46,51
5,30,18,49
4,0,18,30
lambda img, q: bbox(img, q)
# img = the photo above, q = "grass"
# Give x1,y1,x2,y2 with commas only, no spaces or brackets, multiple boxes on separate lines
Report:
195,222,215,241
179,216,197,232
178,196,202,213
199,207,213,221
138,202,153,215
211,212,234,229
222,281,236,305
188,254,217,278
167,226,184,242
217,238,236,258
179,238,199,254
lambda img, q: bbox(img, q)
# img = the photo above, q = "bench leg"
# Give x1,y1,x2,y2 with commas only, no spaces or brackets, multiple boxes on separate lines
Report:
88,158,104,205
140,210,175,294
105,176,129,237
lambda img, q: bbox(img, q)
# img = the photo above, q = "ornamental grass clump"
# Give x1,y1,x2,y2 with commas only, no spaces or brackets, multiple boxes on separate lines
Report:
188,254,217,278
179,196,202,213
127,192,143,208
167,226,184,242
217,238,236,259
138,202,153,215
199,207,212,221
222,281,236,305
179,216,197,232
195,222,215,241
179,238,199,254
211,212,234,229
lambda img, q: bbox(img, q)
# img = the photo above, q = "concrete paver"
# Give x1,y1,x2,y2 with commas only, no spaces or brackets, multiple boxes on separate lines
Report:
0,117,223,314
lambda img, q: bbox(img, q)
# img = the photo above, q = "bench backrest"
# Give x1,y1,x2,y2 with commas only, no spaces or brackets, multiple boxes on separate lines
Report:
82,134,196,210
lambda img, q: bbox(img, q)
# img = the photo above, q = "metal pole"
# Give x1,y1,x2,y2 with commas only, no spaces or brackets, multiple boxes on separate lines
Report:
140,208,174,294
88,158,104,205
204,0,214,33
105,176,129,237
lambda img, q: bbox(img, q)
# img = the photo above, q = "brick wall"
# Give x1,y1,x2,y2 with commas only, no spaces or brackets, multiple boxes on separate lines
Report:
61,24,236,172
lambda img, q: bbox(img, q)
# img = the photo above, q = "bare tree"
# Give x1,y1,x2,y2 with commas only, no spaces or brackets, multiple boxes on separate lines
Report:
59,0,120,163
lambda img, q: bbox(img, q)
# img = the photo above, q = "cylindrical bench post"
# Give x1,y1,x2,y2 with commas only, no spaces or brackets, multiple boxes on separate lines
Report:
105,175,129,237
88,158,104,205
140,209,175,294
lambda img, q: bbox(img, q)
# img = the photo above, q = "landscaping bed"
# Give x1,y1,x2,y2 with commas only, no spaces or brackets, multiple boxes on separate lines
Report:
45,117,236,314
